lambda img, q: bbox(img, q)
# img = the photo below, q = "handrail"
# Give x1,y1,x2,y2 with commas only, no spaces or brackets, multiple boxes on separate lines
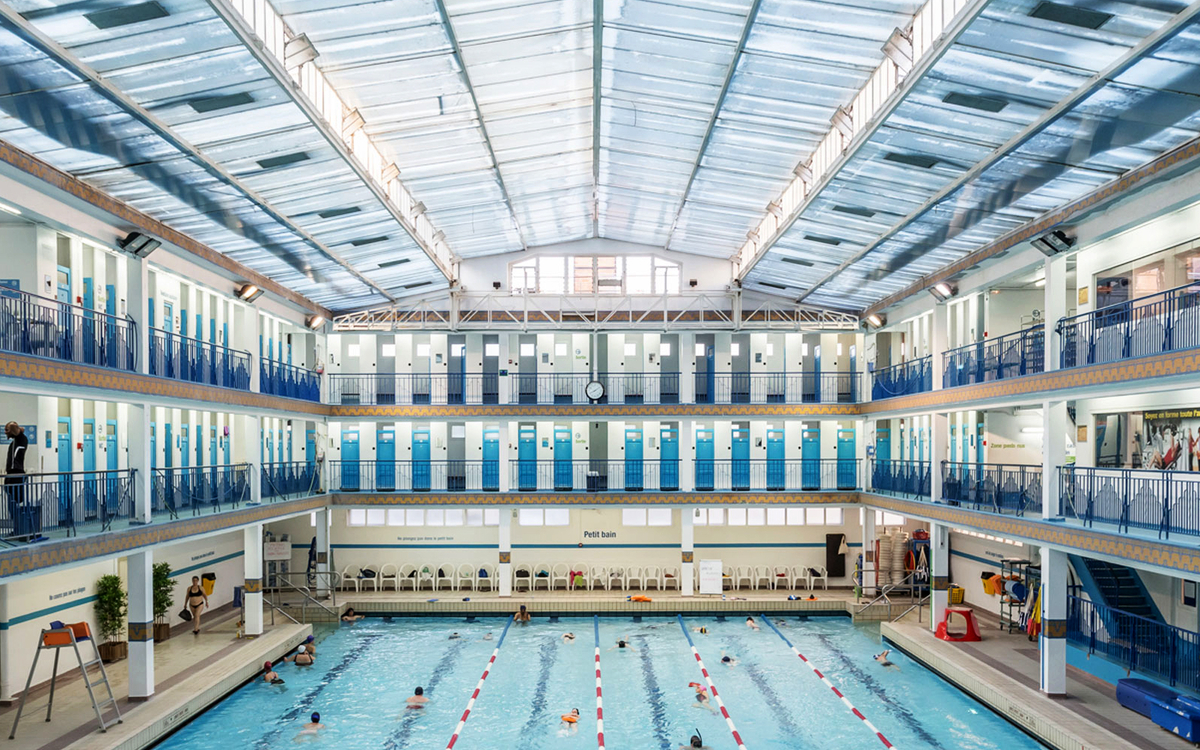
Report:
0,284,137,371
941,461,1042,517
266,572,339,623
261,460,321,501
871,356,931,399
261,357,321,402
0,467,135,541
1067,593,1200,692
1060,465,1200,539
856,569,930,622
1057,281,1200,369
151,463,250,519
149,326,251,390
943,325,1044,387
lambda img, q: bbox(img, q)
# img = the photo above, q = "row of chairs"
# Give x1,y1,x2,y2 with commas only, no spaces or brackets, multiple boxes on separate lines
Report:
339,562,831,592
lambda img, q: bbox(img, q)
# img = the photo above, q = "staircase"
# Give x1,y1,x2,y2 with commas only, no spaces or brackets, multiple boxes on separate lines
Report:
1070,556,1161,621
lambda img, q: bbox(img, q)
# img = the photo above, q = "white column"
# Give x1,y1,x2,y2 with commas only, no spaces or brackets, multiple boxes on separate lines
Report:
1044,254,1068,371
861,508,876,597
1040,548,1068,695
315,508,330,598
247,415,263,505
126,257,149,375
680,421,694,492
498,422,510,492
244,524,264,636
931,412,947,502
931,304,947,390
498,507,512,597
929,522,950,631
1043,400,1067,519
681,508,694,596
499,336,511,404
128,402,152,524
127,550,154,699
679,333,696,404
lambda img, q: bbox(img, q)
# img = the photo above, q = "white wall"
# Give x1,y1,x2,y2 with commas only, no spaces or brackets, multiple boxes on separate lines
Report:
948,531,1031,613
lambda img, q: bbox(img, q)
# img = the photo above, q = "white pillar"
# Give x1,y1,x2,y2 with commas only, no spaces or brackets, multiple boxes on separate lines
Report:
498,422,510,492
679,333,696,404
1040,548,1068,695
931,304,947,390
247,415,263,505
931,411,947,501
681,508,694,596
128,402,152,524
126,256,149,375
499,336,511,404
1044,254,1068,371
929,522,949,631
680,421,694,492
315,508,330,598
1043,400,1067,519
498,507,512,597
244,524,263,636
861,508,876,597
127,550,154,699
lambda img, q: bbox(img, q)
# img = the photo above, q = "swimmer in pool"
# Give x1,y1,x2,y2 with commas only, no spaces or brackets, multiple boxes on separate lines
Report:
745,616,760,631
680,734,712,749
482,632,494,641
720,651,739,667
285,645,315,666
515,605,531,623
560,708,580,734
562,632,576,643
294,712,325,742
607,637,637,652
303,635,316,656
406,686,430,709
874,650,899,670
691,626,708,634
692,688,716,714
341,607,364,622
262,661,283,684
449,632,461,640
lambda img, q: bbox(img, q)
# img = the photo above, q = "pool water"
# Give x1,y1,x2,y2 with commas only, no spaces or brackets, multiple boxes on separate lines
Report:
154,615,1045,749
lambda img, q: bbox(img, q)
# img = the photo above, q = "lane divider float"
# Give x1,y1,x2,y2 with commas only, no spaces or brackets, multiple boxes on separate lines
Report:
445,615,515,749
676,615,747,750
761,615,895,749
594,615,605,750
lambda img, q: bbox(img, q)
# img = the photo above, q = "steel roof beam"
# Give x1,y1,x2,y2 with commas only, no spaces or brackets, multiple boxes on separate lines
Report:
592,0,604,238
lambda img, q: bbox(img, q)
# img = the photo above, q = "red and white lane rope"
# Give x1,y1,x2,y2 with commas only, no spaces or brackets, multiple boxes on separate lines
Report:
445,615,515,749
761,615,894,749
676,615,747,750
593,615,605,750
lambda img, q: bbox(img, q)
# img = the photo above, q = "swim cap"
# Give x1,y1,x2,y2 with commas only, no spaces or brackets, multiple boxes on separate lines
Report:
305,635,314,643
310,712,320,723
415,687,424,696
298,646,306,654
264,661,272,669
722,656,731,662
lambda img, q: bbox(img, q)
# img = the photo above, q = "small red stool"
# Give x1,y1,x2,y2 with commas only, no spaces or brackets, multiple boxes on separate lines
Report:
935,606,982,642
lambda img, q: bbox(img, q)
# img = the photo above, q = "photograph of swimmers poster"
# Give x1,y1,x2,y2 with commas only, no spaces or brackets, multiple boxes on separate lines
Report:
1138,409,1200,471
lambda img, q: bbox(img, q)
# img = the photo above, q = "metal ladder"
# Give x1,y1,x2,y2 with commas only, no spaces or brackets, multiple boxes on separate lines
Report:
8,623,123,738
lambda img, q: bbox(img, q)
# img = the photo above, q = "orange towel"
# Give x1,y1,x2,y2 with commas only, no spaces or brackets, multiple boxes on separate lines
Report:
630,595,653,603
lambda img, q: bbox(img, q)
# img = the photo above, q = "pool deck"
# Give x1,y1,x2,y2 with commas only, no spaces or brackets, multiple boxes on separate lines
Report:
884,612,1190,750
2,606,309,750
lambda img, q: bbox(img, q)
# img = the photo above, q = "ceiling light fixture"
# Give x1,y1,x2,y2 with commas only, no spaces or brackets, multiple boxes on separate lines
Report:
0,202,21,216
117,231,161,258
864,313,886,329
236,283,264,302
305,314,325,330
1031,229,1076,256
928,281,957,302
284,33,319,70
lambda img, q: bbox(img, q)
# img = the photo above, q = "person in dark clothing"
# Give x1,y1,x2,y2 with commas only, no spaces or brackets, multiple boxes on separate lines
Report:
4,422,27,534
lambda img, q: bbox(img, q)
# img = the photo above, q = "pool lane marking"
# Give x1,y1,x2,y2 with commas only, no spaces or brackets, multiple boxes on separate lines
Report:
761,615,895,750
593,616,605,750
676,615,748,750
445,614,515,750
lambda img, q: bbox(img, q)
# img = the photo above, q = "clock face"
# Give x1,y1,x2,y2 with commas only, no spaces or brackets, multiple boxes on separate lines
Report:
586,380,605,400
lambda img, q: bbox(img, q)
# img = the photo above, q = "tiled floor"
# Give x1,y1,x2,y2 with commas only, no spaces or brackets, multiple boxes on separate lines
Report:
2,606,308,750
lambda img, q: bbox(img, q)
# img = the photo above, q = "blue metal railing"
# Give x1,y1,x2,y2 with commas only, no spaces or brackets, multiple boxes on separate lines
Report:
261,461,320,500
149,328,250,390
0,285,136,371
871,357,932,400
331,460,498,493
509,459,672,492
328,373,500,406
261,358,320,402
940,462,1042,516
869,459,930,497
696,458,860,492
1,468,134,539
596,372,680,404
152,464,250,519
1059,281,1200,369
1059,466,1200,539
943,326,1044,388
1067,594,1200,693
696,372,859,404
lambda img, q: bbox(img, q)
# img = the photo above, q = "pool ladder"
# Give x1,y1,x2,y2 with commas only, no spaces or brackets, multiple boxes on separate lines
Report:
9,623,122,738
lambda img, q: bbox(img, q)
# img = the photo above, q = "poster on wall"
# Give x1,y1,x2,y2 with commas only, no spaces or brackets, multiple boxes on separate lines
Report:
1140,410,1200,471
698,559,723,595
263,541,291,561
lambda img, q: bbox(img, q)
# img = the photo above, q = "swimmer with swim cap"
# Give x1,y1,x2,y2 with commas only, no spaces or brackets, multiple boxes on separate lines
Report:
874,650,899,670
680,729,711,749
295,712,325,741
560,708,580,734
608,637,637,652
406,686,430,709
262,661,284,684
691,626,707,634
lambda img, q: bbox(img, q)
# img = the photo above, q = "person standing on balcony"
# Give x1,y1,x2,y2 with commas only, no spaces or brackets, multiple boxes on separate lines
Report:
4,422,27,533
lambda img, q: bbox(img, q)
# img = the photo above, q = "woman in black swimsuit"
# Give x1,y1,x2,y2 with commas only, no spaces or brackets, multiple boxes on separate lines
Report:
186,576,208,635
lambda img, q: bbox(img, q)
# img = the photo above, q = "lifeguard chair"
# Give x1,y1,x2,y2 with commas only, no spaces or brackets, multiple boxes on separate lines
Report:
8,621,122,738
935,606,982,642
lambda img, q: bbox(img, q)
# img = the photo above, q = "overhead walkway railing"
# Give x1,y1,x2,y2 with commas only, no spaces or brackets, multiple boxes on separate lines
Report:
0,285,136,372
329,373,499,406
941,462,1042,517
697,372,858,405
1059,282,1200,369
261,460,320,501
152,464,250,519
332,460,498,493
149,328,250,390
1068,594,1200,694
696,458,860,492
511,372,677,405
869,459,930,497
943,325,1044,388
1060,466,1200,539
0,468,135,541
260,358,320,402
870,356,931,400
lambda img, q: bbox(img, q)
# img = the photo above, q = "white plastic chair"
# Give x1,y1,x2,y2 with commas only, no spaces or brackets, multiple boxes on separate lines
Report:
476,564,496,592
722,565,735,590
644,565,662,590
662,565,680,590
810,566,829,590
789,565,810,591
589,565,609,591
626,566,645,591
609,566,627,591
416,565,435,591
359,566,381,592
532,562,552,591
398,563,418,591
570,563,589,591
456,563,476,591
772,565,791,590
436,564,456,591
379,563,399,591
551,563,571,590
513,563,533,591
736,566,755,590
753,566,773,590
339,566,360,592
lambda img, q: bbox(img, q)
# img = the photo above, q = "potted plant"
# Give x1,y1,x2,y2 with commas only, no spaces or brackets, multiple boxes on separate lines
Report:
94,574,127,663
152,562,176,642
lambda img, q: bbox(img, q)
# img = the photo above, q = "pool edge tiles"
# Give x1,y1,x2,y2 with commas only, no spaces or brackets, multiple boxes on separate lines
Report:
881,621,1139,750
339,596,857,619
67,623,311,750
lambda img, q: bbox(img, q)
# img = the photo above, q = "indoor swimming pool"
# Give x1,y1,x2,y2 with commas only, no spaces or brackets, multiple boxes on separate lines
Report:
154,615,1044,749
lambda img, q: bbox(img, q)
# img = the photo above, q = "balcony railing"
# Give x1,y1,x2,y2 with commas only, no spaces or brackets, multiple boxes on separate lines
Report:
149,328,251,390
940,462,1042,516
510,459,675,492
695,458,860,491
328,373,500,406
152,464,250,519
1068,594,1200,693
871,357,931,400
512,373,682,405
943,326,1044,388
331,460,500,493
0,285,136,371
1059,281,1200,369
261,461,320,500
1060,466,1200,539
695,372,859,405
261,358,320,402
0,468,135,539
869,459,930,497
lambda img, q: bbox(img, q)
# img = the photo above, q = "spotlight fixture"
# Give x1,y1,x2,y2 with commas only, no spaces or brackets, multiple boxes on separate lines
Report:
1031,229,1075,257
118,231,161,258
928,281,957,302
863,313,886,330
236,283,264,302
492,281,502,290
305,314,325,330
689,279,698,288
